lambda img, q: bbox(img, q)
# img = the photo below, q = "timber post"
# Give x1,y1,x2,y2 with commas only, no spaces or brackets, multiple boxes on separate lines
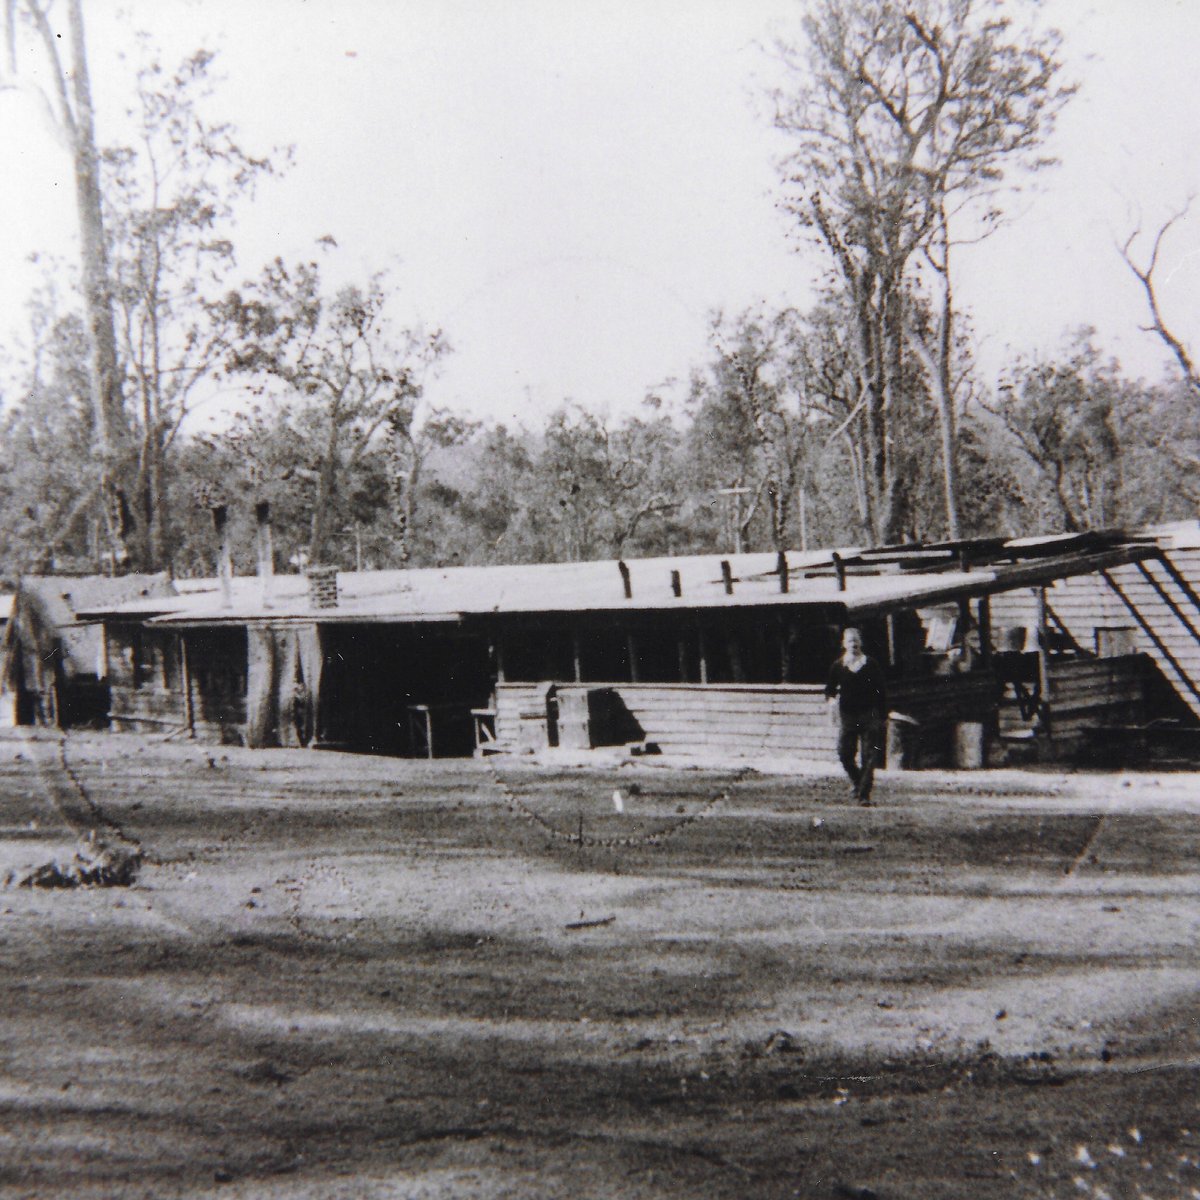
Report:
832,552,846,592
180,635,194,736
977,596,992,669
1036,586,1052,748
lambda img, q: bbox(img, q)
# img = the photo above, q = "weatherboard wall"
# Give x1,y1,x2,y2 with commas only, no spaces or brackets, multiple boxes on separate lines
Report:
494,670,1000,765
989,549,1200,723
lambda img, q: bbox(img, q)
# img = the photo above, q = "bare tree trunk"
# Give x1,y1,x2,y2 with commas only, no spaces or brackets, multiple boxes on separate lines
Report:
401,457,420,563
843,432,872,540
908,308,961,540
309,415,341,564
878,283,909,544
65,0,134,565
387,418,420,565
930,215,962,539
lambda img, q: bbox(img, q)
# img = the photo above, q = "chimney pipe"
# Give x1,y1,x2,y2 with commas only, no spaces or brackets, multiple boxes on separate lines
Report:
211,505,233,608
777,550,789,594
720,560,734,595
618,560,632,599
255,500,274,607
670,569,682,597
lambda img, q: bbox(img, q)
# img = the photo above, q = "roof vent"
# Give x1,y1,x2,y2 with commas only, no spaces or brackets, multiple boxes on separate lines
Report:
307,565,339,609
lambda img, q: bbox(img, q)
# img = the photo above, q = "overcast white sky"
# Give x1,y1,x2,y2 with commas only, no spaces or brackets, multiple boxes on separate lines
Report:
1,0,1198,432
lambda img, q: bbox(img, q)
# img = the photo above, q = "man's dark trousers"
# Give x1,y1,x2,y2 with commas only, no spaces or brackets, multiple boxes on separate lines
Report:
838,711,884,801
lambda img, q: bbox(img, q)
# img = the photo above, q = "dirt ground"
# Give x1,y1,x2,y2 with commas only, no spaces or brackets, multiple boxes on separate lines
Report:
1,728,1199,1200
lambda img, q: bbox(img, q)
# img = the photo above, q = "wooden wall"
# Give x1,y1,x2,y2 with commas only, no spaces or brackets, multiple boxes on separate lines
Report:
109,681,186,733
1045,654,1149,742
996,653,1150,757
107,625,188,735
495,673,1001,765
497,681,835,759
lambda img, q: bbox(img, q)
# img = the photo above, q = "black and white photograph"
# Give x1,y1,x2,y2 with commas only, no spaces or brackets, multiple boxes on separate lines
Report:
1,1,1198,1196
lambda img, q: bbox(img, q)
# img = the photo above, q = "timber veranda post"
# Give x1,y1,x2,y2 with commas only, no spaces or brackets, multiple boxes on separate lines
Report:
977,596,992,670
1036,586,1052,744
180,634,194,736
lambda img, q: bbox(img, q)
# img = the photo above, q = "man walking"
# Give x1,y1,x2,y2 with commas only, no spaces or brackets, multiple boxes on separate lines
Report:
826,627,887,805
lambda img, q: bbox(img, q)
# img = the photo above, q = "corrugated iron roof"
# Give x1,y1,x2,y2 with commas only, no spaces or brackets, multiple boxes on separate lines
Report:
4,573,176,677
70,536,1163,627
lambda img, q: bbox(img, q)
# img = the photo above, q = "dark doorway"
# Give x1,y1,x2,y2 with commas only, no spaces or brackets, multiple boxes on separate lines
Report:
319,624,493,757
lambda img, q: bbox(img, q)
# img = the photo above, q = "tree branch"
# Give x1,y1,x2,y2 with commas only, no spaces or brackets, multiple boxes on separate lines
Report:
1120,201,1199,393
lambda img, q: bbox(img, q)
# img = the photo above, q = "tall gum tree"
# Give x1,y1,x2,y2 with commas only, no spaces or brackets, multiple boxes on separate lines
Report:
214,253,450,567
536,402,683,562
3,0,131,564
104,42,285,569
769,0,1072,543
3,8,281,571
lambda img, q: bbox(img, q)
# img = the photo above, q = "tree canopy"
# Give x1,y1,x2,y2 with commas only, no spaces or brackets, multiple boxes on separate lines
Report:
0,0,1193,587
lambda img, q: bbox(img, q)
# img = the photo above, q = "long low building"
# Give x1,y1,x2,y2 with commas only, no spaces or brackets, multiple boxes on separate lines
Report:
64,527,1200,768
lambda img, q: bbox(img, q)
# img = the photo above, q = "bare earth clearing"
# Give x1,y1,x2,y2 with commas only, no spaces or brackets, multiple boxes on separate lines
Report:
1,729,1199,1199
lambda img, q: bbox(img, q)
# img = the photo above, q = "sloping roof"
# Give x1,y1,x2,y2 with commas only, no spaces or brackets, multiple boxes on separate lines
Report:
7,574,176,678
70,534,1164,628
19,573,177,628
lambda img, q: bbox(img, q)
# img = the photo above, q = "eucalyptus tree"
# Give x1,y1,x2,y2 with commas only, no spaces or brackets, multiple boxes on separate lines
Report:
214,255,450,566
536,402,683,562
0,296,96,574
3,0,129,562
4,5,285,570
769,0,1073,541
688,308,815,553
991,333,1125,533
103,42,285,567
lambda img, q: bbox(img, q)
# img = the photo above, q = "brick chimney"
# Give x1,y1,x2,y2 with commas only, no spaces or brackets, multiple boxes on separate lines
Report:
307,564,338,609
